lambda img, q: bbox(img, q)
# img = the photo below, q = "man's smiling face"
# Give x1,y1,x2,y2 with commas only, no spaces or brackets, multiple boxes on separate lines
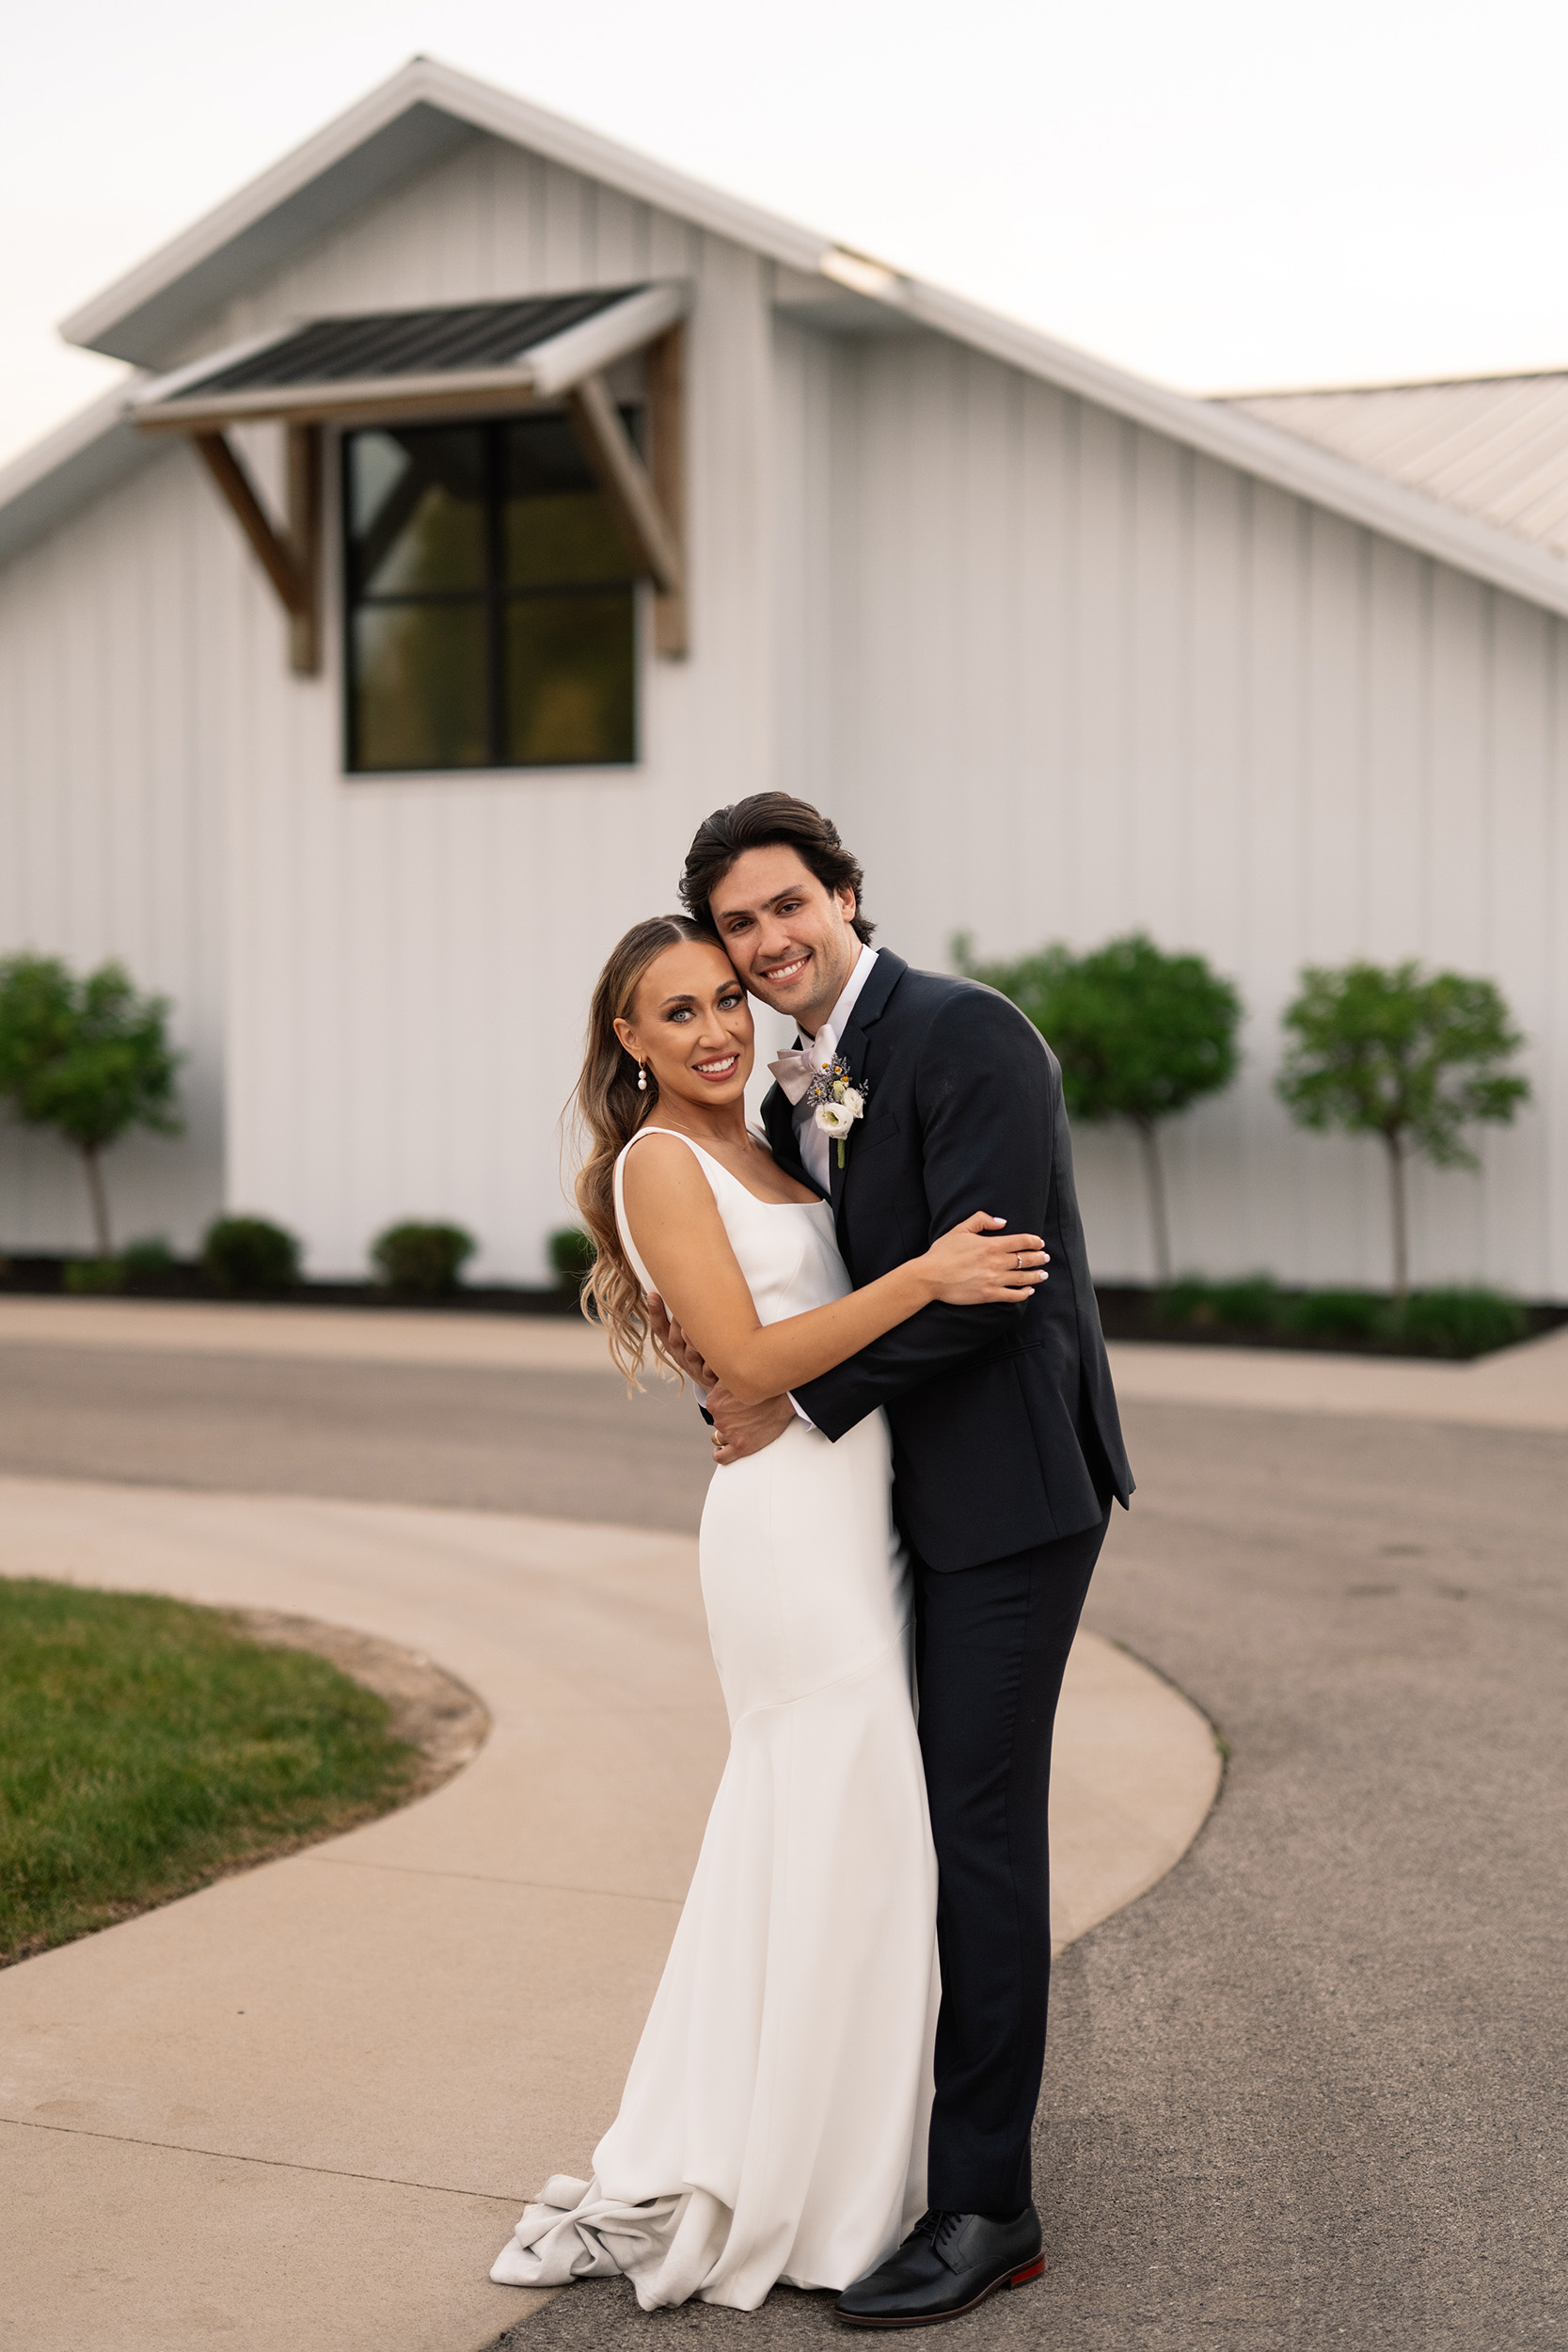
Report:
707,845,863,1037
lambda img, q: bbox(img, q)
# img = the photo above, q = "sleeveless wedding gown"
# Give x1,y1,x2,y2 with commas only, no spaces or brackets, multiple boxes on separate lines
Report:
490,1126,939,2311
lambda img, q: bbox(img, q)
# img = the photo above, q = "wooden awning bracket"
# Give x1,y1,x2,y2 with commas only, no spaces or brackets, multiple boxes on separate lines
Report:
567,326,688,659
191,425,322,675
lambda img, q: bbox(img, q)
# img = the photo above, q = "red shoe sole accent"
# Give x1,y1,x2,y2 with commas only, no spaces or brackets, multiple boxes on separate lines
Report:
834,2253,1045,2325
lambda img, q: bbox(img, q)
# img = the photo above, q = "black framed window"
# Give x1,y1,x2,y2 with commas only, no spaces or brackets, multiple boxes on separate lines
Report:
343,413,640,772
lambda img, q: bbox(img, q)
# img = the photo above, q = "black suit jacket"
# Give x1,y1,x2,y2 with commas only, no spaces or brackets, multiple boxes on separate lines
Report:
765,951,1132,1572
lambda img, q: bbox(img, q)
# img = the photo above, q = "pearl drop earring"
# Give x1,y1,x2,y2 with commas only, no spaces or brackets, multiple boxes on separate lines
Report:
637,1062,648,1093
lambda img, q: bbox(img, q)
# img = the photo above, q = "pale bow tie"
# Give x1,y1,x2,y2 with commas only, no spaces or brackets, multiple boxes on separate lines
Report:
768,1047,824,1105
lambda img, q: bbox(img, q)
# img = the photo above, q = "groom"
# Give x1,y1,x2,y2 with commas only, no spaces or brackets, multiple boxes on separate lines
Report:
651,793,1133,2328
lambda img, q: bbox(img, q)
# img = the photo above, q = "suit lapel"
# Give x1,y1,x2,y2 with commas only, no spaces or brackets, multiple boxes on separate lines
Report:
760,1076,825,1200
828,951,907,1224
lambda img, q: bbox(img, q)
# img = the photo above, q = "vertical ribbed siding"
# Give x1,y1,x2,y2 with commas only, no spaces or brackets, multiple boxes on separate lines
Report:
0,445,230,1253
774,329,1568,1293
205,136,778,1277
6,135,1566,1291
178,133,770,1279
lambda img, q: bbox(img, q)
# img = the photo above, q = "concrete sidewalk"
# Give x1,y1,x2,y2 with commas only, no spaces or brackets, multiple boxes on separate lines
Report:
0,1475,1219,2352
3,1294,1564,1431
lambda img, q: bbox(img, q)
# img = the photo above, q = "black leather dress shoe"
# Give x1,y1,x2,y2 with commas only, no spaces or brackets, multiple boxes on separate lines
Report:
834,2206,1043,2327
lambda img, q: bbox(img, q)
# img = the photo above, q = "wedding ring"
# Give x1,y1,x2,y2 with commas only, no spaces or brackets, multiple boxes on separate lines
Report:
1015,1252,1022,1271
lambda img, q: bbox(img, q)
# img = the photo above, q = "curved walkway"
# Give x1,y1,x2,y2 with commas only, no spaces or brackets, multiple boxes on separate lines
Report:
0,1472,1218,2352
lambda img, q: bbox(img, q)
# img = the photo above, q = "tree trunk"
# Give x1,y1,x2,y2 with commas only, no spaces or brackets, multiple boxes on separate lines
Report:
80,1146,112,1258
1384,1130,1409,1305
1135,1117,1173,1288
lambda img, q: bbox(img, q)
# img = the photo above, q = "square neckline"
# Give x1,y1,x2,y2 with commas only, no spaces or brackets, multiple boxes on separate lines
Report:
629,1125,831,1212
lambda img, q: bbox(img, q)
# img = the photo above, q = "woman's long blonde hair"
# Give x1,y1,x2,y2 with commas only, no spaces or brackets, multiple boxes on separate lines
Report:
570,914,714,1385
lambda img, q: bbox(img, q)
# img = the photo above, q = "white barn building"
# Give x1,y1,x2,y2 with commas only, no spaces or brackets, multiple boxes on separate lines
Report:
2,56,1564,1295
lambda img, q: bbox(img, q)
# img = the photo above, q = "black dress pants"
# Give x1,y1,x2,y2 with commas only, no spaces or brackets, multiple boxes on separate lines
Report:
913,1507,1110,2217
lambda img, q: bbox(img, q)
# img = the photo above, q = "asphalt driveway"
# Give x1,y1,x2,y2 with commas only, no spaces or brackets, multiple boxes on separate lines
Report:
1,1336,1561,2349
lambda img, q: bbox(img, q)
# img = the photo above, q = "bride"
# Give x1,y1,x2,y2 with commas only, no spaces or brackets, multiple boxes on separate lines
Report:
490,914,1047,2314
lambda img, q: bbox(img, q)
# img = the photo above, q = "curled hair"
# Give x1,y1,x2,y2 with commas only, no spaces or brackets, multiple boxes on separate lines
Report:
678,791,874,946
570,913,712,1385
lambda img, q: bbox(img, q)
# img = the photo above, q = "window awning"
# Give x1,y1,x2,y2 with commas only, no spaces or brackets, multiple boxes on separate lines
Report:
132,283,689,673
129,281,689,430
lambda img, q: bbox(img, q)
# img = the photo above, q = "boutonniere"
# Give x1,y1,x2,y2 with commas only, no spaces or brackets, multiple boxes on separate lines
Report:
802,1057,868,1168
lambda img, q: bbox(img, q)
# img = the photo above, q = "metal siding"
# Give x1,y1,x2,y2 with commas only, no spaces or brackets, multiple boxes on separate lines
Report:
3,133,779,1279
6,137,1565,1295
781,331,1568,1295
207,137,777,1278
0,449,228,1253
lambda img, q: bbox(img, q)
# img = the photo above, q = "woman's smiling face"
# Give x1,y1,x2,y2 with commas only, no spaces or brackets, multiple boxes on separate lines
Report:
613,939,754,1112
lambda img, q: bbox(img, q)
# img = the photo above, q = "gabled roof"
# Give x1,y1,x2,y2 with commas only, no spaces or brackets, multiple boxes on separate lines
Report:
1224,372,1568,565
59,56,828,368
0,379,153,569
7,54,1568,622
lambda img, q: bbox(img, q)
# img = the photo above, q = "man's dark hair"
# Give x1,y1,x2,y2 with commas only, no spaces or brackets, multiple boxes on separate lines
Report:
679,793,875,946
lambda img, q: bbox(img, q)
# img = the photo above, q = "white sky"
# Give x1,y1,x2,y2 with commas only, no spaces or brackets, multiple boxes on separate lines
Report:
5,0,1568,471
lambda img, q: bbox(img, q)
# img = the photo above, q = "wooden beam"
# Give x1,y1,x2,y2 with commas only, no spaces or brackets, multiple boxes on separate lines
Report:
644,324,688,659
193,433,305,619
285,423,322,675
565,372,686,632
143,378,546,434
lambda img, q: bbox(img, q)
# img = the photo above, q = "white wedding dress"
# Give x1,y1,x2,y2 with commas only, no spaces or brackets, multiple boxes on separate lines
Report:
490,1126,939,2310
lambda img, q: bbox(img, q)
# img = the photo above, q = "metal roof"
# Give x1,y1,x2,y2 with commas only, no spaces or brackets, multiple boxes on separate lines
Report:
1223,373,1568,564
10,56,1568,617
188,290,637,395
128,282,689,432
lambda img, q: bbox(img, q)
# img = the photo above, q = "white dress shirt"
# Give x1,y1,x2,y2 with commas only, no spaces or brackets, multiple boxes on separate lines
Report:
794,946,878,1195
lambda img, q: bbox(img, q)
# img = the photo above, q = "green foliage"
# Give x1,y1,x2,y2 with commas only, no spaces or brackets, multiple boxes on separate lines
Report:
370,1219,476,1297
548,1225,596,1288
1276,961,1530,1297
0,954,182,1255
0,1579,417,1963
1158,1274,1279,1330
63,1257,125,1295
956,930,1243,1282
122,1236,175,1275
1396,1286,1528,1359
1277,1288,1386,1342
1152,1275,1526,1359
1277,961,1529,1162
202,1215,301,1295
957,930,1243,1123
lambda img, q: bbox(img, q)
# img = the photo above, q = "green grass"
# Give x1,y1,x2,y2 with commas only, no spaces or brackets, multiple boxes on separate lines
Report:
0,1580,418,1966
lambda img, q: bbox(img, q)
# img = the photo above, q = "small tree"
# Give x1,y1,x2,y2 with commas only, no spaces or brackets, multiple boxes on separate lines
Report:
956,930,1243,1283
0,955,182,1257
1276,961,1530,1302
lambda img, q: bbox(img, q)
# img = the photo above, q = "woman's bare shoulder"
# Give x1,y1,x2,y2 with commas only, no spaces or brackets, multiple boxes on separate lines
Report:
619,1130,716,1210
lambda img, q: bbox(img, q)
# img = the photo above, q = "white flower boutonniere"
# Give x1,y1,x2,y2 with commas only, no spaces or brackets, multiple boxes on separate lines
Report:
804,1059,868,1168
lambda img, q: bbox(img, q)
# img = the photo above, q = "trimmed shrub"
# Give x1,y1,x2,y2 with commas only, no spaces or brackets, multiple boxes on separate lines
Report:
548,1226,596,1291
1395,1287,1528,1359
122,1235,176,1275
1158,1275,1278,1330
370,1221,476,1297
64,1257,125,1295
203,1216,301,1295
1277,1288,1386,1342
